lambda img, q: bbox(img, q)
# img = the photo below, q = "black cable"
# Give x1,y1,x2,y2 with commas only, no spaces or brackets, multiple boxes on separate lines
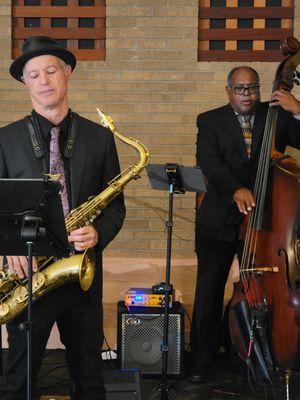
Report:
103,335,111,353
102,335,115,361
183,306,192,351
101,333,119,369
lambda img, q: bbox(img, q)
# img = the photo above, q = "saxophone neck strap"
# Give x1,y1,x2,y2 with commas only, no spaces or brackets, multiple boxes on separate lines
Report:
64,111,79,158
24,114,44,159
24,110,80,161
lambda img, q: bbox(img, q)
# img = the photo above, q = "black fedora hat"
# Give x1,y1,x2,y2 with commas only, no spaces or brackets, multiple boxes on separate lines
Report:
10,36,76,82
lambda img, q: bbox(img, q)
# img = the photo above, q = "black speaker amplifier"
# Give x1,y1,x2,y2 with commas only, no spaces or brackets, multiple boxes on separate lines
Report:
117,301,184,377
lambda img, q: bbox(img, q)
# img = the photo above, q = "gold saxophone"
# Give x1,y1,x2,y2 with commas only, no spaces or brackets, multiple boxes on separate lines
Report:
0,109,149,324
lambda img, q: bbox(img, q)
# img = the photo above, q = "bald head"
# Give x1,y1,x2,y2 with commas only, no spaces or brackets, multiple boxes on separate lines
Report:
226,66,260,115
227,66,260,87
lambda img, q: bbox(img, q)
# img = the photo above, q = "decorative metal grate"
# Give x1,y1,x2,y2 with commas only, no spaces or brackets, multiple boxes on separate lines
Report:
12,0,106,61
198,0,294,61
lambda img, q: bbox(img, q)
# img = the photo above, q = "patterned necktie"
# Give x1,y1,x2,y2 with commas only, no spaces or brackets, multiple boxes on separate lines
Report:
241,115,253,158
49,127,69,216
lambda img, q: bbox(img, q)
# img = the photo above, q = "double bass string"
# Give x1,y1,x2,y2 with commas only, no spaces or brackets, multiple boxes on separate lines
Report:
240,105,277,308
249,106,276,306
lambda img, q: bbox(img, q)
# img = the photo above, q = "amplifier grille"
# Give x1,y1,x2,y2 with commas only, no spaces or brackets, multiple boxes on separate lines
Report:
117,303,184,376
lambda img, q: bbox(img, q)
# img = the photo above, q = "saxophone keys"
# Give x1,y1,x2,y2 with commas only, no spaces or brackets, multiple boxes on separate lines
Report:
0,276,16,294
89,210,101,222
32,272,46,292
12,285,28,304
12,273,45,304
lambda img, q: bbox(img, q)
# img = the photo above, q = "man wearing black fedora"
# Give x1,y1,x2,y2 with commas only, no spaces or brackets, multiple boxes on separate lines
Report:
0,36,125,399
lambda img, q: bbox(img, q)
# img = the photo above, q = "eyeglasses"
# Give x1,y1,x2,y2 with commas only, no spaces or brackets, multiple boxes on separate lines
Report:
230,85,260,95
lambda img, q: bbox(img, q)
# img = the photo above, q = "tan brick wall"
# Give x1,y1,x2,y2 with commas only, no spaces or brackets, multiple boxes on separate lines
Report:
1,1,300,259
1,1,300,348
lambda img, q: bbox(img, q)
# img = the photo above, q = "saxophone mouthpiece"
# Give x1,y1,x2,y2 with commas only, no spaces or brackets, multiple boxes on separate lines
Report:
96,108,116,132
96,108,107,126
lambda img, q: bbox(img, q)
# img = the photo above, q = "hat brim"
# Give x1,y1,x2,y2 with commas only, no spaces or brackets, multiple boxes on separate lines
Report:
10,47,76,82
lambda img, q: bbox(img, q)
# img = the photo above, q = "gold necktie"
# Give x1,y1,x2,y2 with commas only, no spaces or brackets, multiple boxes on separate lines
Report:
241,115,252,158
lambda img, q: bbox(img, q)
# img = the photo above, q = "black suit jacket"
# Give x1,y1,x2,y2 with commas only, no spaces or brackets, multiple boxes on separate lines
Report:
195,102,300,245
0,113,126,302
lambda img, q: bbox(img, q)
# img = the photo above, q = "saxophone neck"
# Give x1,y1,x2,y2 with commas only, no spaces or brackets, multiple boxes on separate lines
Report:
96,108,150,171
64,109,150,233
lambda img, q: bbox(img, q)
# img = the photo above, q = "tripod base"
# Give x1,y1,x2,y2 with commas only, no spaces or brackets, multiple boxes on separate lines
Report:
144,383,179,400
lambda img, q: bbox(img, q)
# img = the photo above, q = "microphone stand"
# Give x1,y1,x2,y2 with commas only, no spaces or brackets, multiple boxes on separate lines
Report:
19,215,43,400
145,164,182,400
145,163,206,400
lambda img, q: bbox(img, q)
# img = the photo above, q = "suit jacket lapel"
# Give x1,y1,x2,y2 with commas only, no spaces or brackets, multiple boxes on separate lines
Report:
69,126,86,208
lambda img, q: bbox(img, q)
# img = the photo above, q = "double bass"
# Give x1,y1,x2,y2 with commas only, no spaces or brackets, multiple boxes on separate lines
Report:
229,37,300,399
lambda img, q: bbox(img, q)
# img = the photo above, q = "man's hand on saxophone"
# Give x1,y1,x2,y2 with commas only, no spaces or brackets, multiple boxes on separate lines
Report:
5,225,99,278
6,255,38,279
68,225,99,252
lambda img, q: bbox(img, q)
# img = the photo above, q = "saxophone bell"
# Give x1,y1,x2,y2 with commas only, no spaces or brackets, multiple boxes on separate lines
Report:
79,248,96,291
0,248,96,324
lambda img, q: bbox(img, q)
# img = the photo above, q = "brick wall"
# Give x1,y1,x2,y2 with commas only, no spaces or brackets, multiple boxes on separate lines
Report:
1,0,300,259
1,1,300,348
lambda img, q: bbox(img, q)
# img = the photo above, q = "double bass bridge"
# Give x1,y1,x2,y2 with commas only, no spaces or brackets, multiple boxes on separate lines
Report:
243,266,279,274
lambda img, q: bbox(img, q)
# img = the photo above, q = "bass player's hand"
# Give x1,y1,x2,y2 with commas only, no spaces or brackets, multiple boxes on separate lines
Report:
233,187,256,215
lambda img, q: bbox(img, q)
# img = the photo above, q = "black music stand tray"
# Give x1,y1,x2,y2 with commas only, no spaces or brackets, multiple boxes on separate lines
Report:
145,163,206,400
0,178,70,400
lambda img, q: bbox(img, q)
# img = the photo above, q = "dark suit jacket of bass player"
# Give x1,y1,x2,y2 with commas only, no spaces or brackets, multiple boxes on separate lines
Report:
0,111,126,303
195,102,300,246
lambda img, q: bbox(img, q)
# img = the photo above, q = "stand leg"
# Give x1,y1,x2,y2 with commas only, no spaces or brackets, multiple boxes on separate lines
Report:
21,241,34,400
28,241,33,400
21,218,40,400
144,383,179,400
144,182,179,400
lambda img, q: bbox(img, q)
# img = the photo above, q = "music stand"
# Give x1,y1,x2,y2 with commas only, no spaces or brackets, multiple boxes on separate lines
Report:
145,163,206,400
0,178,70,400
